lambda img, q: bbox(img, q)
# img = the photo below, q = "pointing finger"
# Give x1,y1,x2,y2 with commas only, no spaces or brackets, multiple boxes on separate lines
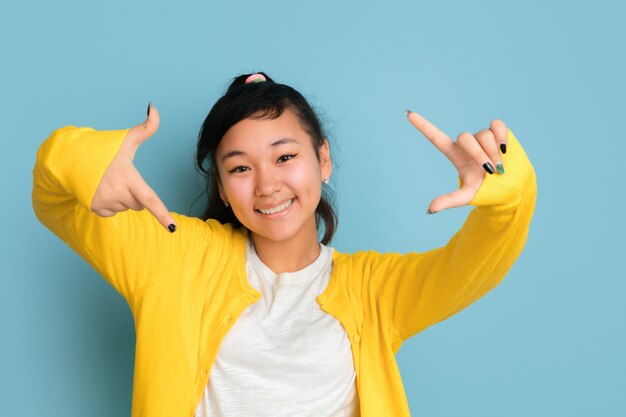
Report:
405,110,464,165
122,191,144,211
130,176,177,233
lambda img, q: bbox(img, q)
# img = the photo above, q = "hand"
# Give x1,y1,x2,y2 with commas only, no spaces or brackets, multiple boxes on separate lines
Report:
405,111,508,213
90,104,177,232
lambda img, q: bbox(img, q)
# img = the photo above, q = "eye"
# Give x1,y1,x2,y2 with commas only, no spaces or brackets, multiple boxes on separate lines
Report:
277,153,297,163
228,166,250,174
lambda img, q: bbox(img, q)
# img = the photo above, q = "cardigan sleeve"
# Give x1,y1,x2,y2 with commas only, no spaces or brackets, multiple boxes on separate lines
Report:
372,129,537,343
31,126,225,302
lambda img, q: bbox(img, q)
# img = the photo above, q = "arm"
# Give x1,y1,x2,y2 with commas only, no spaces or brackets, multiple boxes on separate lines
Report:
32,125,219,301
373,129,537,342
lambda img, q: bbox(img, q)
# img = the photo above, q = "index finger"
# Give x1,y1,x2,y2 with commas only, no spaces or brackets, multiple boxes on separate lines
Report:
405,110,458,160
130,178,177,233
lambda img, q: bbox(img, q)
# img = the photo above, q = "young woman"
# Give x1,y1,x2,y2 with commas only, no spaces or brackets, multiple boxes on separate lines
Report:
32,72,537,417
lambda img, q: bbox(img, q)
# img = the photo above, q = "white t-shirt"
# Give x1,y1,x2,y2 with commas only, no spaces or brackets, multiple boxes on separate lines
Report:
195,238,360,417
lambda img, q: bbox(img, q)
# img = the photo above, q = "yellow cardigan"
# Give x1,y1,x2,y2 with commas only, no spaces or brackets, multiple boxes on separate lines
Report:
32,126,536,417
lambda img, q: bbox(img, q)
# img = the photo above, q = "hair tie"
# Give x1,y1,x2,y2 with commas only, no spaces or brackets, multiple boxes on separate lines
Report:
245,73,267,84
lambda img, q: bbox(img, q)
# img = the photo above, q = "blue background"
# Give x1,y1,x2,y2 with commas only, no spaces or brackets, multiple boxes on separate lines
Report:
2,0,624,415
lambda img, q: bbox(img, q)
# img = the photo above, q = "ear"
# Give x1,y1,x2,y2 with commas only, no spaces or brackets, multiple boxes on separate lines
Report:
319,138,332,180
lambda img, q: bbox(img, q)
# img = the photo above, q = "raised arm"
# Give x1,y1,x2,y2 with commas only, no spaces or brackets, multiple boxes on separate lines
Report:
32,105,219,301
372,114,537,345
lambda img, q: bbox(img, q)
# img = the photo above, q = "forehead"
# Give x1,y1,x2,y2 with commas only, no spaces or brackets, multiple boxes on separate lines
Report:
217,109,310,154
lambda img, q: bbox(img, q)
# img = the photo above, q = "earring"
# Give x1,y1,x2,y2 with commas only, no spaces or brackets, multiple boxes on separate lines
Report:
223,201,229,207
322,177,330,184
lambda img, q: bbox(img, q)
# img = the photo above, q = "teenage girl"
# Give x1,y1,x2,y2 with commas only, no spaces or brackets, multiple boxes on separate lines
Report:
32,72,537,417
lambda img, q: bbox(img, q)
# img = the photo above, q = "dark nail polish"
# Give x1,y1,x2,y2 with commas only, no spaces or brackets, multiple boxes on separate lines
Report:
500,143,507,154
427,208,437,215
147,102,151,117
483,162,495,175
168,224,176,233
405,109,412,117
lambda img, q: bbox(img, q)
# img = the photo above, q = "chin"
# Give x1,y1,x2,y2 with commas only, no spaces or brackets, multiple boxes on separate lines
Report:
253,228,301,244
248,219,315,245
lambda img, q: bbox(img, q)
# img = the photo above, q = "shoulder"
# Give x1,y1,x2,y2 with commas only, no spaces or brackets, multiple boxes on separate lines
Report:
331,248,387,271
198,217,248,259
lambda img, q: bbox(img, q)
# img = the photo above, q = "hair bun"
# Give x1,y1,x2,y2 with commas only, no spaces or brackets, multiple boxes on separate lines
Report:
226,71,274,93
245,73,267,84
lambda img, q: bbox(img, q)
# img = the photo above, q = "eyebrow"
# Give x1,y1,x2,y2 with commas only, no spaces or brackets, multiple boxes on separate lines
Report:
220,137,300,162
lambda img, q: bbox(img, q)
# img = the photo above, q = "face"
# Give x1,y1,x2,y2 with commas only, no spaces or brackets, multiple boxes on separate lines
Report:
215,109,332,246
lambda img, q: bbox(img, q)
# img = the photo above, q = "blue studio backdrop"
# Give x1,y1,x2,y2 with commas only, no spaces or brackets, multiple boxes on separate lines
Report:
1,0,625,416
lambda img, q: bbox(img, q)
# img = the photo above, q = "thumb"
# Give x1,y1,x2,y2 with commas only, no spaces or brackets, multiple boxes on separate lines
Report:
126,102,161,153
427,188,469,214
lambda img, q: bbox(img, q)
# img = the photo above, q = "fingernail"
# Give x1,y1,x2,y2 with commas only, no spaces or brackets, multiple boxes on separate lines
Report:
496,162,505,174
147,101,151,117
168,223,176,233
500,143,507,154
427,208,437,215
404,109,412,117
483,162,495,175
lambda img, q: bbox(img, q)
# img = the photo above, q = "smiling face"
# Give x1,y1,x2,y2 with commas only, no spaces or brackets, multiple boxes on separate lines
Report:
215,108,332,248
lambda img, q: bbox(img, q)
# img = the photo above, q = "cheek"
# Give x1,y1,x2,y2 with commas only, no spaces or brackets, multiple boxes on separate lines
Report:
286,160,322,199
223,179,254,226
221,177,251,204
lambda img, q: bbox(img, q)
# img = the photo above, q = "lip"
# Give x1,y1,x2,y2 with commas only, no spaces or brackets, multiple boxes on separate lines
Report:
255,198,296,217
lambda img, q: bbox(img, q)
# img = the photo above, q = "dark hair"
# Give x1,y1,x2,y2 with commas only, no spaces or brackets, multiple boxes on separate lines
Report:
195,72,337,245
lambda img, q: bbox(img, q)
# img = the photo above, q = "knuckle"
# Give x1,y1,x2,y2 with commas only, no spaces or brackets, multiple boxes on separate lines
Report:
128,201,143,211
125,131,139,147
111,183,129,196
110,202,126,213
475,129,494,141
490,119,508,139
490,119,505,129
143,195,164,214
143,192,159,206
456,131,474,143
132,185,150,202
141,120,156,136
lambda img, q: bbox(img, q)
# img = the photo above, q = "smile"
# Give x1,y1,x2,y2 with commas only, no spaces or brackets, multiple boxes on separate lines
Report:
256,198,294,215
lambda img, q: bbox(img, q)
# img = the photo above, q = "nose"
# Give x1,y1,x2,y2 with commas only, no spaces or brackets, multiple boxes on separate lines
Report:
254,167,281,197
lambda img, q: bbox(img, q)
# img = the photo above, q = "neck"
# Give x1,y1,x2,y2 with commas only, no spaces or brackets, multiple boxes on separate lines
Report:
250,227,321,275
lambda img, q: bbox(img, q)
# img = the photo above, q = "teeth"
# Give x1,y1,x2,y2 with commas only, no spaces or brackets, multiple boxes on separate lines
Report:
259,199,293,215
